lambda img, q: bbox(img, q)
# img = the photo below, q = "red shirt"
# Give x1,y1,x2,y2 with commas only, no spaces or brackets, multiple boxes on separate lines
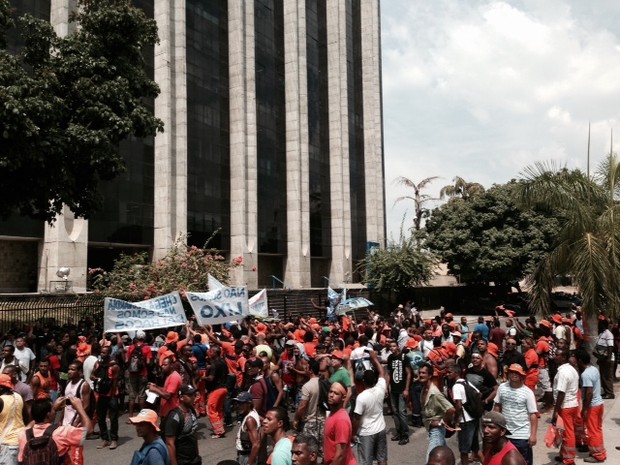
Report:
535,337,550,369
159,370,182,418
324,408,356,465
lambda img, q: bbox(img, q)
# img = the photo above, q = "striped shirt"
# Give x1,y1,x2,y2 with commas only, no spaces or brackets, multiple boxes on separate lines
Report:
494,382,538,439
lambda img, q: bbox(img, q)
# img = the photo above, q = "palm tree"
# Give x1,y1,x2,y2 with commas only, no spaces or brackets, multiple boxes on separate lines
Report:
393,176,440,231
518,153,620,318
439,176,485,201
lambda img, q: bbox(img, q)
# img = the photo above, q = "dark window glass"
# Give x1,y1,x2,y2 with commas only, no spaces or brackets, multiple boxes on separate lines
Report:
255,0,287,255
348,0,366,265
88,0,155,246
186,0,230,251
306,0,331,262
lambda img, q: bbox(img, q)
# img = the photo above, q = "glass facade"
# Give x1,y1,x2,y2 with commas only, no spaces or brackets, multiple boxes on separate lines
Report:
348,0,367,270
186,0,230,251
88,0,155,249
255,0,287,256
306,0,331,257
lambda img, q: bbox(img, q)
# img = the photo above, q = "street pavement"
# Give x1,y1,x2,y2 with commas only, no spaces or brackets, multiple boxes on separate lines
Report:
84,382,620,465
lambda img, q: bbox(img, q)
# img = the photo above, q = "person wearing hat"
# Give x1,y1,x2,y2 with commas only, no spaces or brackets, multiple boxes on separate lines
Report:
493,364,538,465
500,338,526,380
163,385,201,465
129,408,170,465
481,411,526,465
0,373,25,465
234,391,261,465
328,351,351,407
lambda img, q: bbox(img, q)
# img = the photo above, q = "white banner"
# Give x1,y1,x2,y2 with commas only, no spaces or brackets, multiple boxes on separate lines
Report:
104,291,187,333
249,289,269,318
187,286,249,325
208,274,226,290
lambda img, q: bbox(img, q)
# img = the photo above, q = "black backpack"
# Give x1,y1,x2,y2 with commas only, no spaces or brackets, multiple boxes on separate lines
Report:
22,424,61,465
261,375,279,411
129,344,146,374
317,378,332,414
456,380,484,419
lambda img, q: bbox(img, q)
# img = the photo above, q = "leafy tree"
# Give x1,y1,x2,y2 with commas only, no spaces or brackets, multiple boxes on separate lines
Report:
89,235,241,300
359,233,437,295
393,176,440,231
425,181,559,287
518,154,620,317
0,0,163,222
439,176,485,201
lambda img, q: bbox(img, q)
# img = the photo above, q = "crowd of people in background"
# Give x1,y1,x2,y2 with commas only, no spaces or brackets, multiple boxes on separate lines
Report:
0,299,617,465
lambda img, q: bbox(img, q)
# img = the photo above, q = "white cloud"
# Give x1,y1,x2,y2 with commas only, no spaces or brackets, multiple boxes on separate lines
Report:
381,0,620,238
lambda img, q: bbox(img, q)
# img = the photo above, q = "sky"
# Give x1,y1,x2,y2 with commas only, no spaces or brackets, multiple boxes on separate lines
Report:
381,0,620,241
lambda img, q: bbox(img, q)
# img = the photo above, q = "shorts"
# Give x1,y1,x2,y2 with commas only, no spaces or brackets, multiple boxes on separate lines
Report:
357,430,387,465
127,375,148,401
458,420,480,453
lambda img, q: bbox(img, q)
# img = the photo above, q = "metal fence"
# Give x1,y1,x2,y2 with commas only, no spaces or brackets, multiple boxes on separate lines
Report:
0,294,104,333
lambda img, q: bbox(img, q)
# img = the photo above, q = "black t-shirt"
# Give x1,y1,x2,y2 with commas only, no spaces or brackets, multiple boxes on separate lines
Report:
387,353,408,393
205,358,228,392
164,407,200,465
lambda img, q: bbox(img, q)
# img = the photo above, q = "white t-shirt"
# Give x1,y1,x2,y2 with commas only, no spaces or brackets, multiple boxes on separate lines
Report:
13,347,35,381
353,377,387,436
452,379,475,423
597,329,615,362
554,325,567,341
83,355,98,390
494,382,537,439
553,363,580,408
350,347,372,370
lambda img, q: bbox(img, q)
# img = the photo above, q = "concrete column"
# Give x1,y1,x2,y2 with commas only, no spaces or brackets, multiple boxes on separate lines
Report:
39,0,88,293
327,1,353,283
153,0,187,260
360,0,386,247
283,0,311,288
229,0,259,288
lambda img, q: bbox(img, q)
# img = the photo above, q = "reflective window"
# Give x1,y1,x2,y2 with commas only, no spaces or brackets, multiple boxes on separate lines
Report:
186,0,230,251
255,0,287,255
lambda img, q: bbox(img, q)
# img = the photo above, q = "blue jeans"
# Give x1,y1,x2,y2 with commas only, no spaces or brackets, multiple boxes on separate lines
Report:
427,426,446,462
509,438,532,465
389,391,409,438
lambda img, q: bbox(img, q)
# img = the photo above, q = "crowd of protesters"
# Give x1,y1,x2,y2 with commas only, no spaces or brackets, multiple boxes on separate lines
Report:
0,300,617,465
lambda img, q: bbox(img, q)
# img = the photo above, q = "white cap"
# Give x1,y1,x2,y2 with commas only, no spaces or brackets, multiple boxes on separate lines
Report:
136,330,146,339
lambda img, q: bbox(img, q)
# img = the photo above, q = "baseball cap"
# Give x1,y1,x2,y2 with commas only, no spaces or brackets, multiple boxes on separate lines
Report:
136,330,146,340
539,320,552,329
233,391,253,403
551,314,563,324
285,339,296,346
482,411,511,435
129,409,160,431
331,350,345,361
179,385,198,396
165,331,179,344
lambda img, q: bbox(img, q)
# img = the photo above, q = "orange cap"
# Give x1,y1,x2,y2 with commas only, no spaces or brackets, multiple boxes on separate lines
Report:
551,314,563,324
539,320,552,329
331,350,345,361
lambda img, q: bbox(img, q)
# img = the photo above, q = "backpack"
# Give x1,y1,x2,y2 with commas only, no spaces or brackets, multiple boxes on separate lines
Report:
129,344,146,374
456,379,484,419
317,378,332,413
22,424,61,465
94,361,111,395
354,359,367,381
129,439,170,465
